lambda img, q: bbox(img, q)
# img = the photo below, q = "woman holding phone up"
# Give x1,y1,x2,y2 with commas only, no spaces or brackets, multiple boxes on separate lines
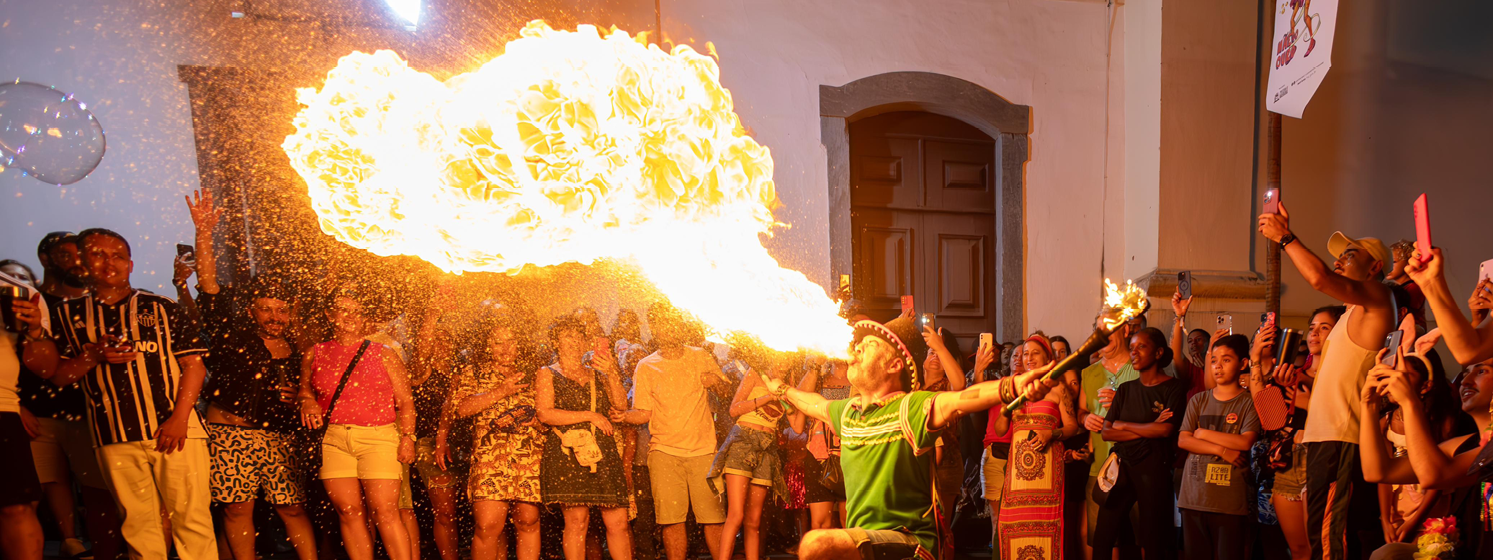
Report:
536,315,632,560
452,310,544,560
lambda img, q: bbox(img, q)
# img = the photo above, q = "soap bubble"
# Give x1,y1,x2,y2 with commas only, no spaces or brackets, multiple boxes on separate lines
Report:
0,81,107,185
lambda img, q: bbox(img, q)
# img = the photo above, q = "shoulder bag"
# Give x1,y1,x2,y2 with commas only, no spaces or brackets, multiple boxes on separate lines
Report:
552,367,604,473
1090,452,1121,506
303,340,372,474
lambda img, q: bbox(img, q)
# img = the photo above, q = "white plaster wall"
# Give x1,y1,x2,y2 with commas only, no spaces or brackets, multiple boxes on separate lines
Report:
1122,0,1160,282
662,0,1118,340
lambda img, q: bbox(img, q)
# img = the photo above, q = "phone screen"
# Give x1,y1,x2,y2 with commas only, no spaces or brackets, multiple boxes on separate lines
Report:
1178,271,1192,299
1263,188,1280,215
1382,331,1404,368
918,313,936,333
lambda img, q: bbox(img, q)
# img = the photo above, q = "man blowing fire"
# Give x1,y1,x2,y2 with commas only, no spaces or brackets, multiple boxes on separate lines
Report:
762,317,1059,560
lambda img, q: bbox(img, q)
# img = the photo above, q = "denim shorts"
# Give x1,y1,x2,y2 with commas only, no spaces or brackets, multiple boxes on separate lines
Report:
1270,443,1308,500
709,425,781,487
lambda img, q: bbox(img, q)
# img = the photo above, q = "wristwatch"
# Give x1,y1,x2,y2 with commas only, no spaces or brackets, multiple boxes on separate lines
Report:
1278,233,1297,249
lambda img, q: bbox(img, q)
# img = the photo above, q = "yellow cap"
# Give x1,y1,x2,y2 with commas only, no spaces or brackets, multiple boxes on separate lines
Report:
1327,232,1391,269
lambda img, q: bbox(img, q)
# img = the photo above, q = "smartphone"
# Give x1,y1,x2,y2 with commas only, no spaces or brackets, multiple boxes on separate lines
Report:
980,333,994,350
1263,188,1281,215
1479,259,1493,284
918,313,936,333
176,243,195,258
1413,194,1432,263
901,295,914,315
1382,331,1404,368
1178,271,1193,299
1276,328,1302,367
1217,315,1233,335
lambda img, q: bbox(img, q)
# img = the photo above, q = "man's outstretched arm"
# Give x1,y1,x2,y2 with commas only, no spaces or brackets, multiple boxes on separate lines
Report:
763,375,833,425
929,363,1058,430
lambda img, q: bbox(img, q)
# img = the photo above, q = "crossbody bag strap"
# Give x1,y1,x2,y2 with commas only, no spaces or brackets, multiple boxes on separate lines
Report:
322,340,372,427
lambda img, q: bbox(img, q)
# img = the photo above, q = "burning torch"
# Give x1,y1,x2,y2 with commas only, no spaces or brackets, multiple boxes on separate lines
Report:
1000,279,1150,416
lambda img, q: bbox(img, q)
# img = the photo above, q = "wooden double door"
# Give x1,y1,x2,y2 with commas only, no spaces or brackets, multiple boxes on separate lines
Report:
850,111,998,353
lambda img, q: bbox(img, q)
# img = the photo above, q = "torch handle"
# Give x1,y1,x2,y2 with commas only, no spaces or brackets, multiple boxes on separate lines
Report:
1000,329,1111,416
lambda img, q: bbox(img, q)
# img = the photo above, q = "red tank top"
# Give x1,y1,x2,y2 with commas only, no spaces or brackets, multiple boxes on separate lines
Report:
312,341,395,426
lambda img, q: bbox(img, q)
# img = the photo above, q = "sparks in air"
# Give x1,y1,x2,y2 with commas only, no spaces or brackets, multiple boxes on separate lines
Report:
282,21,852,355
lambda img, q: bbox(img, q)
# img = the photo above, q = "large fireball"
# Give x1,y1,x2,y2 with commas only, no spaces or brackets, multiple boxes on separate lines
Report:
283,21,851,355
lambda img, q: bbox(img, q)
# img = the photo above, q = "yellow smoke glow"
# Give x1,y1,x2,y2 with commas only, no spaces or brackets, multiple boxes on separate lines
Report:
1100,279,1148,331
282,21,851,355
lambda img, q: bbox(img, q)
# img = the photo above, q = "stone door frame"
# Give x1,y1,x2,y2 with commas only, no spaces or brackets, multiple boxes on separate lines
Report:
820,71,1032,339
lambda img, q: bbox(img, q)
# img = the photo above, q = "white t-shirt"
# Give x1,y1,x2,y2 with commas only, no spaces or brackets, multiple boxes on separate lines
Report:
632,346,726,457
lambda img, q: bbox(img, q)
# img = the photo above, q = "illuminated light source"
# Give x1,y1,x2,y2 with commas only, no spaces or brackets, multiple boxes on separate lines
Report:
1001,278,1149,415
283,21,853,356
1100,279,1149,330
383,0,420,27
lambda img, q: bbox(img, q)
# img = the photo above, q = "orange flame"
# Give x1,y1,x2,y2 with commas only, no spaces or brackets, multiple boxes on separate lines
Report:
1100,279,1148,331
282,21,852,355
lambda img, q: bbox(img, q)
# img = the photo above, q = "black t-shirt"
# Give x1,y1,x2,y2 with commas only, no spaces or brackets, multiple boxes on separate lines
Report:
1105,376,1188,466
413,368,451,439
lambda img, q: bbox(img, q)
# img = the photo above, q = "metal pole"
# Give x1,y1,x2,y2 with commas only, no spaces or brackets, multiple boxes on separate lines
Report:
1266,112,1282,317
1263,0,1283,317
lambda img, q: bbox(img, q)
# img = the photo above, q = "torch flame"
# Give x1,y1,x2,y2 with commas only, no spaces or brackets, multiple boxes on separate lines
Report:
1100,279,1149,331
282,21,852,355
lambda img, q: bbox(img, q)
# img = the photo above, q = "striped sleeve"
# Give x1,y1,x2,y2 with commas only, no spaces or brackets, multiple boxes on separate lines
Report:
900,391,941,451
48,300,80,359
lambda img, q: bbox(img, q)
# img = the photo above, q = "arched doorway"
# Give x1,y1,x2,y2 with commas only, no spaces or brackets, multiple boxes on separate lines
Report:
849,112,997,349
821,72,1031,342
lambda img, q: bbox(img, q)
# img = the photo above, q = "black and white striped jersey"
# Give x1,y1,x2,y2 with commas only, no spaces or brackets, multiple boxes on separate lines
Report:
49,290,207,446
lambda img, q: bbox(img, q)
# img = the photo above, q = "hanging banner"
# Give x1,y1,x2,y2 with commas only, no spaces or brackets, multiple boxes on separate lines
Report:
1266,0,1339,118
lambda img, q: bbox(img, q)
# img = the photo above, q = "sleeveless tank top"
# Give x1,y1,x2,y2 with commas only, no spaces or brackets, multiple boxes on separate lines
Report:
738,385,786,430
312,341,395,426
1302,305,1379,444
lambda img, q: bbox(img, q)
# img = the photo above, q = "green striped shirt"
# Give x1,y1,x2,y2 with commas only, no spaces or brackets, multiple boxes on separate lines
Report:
828,391,942,558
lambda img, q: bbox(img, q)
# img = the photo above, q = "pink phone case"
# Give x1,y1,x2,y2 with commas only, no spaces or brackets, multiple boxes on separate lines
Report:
1263,188,1280,215
1414,194,1432,262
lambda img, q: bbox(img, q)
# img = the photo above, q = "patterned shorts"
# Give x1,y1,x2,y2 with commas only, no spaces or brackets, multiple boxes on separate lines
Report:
207,424,306,505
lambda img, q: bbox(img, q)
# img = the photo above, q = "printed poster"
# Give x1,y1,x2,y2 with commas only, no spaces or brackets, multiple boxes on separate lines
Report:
1266,0,1339,118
